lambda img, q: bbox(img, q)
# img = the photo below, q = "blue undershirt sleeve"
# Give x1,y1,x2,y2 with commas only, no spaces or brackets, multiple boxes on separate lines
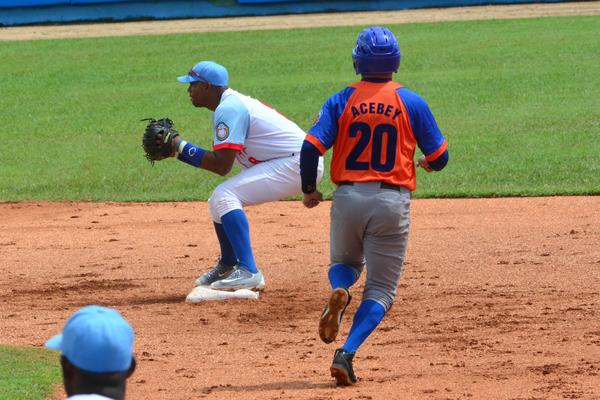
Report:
428,150,448,171
300,141,321,193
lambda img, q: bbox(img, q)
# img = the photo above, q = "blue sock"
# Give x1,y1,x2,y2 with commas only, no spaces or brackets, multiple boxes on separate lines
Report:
328,264,358,290
342,300,386,353
220,209,258,273
213,222,237,267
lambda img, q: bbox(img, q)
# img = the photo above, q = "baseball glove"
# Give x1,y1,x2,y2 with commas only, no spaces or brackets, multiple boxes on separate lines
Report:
141,118,179,164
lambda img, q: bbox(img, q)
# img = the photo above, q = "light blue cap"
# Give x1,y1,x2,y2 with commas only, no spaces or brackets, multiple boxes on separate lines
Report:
45,305,134,373
177,61,229,86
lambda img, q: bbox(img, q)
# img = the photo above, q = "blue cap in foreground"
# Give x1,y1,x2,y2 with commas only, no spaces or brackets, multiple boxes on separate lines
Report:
177,61,229,86
45,305,134,373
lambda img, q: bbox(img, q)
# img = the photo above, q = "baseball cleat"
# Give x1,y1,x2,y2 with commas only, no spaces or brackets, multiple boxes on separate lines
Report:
330,348,357,386
194,260,236,287
210,267,265,291
319,288,351,344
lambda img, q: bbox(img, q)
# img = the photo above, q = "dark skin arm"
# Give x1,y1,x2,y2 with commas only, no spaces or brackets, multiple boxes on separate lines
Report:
199,147,237,176
171,136,237,176
302,190,323,208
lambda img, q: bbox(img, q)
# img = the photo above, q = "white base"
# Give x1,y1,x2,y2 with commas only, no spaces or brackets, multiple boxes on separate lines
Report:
185,286,260,303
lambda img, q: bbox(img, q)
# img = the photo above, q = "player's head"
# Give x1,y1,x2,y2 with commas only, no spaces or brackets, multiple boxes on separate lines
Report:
177,61,229,110
352,26,401,76
46,305,136,398
177,61,229,86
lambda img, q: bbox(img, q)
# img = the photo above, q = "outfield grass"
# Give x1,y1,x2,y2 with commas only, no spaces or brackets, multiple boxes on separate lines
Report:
1,16,598,201
0,345,61,399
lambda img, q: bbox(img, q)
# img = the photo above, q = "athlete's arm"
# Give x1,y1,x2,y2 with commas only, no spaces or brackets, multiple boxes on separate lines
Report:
300,141,321,194
198,148,237,176
398,88,449,172
300,140,324,208
417,151,448,172
300,89,352,207
422,150,448,171
172,136,237,176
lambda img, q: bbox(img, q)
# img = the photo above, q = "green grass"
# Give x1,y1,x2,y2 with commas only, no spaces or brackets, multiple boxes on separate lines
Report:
0,16,599,200
0,345,61,400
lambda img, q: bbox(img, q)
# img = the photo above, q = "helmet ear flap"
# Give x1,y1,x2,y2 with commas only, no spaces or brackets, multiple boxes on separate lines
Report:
352,57,360,75
351,46,360,75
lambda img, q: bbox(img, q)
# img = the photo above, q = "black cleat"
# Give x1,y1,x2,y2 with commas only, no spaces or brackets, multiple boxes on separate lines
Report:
319,288,351,344
330,348,357,386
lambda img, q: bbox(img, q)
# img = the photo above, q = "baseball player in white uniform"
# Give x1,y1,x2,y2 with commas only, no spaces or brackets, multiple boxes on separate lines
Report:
170,61,323,290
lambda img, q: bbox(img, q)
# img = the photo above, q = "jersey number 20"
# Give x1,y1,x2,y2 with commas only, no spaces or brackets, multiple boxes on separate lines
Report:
346,122,397,172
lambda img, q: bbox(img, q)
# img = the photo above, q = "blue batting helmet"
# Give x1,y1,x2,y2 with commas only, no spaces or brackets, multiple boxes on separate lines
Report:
352,26,401,75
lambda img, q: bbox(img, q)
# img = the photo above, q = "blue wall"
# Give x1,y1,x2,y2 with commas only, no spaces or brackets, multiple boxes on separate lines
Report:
0,0,135,7
0,0,566,27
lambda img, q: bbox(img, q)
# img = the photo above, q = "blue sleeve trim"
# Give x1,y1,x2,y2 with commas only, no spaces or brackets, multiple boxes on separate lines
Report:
397,87,445,156
300,140,321,193
429,149,449,171
177,141,206,168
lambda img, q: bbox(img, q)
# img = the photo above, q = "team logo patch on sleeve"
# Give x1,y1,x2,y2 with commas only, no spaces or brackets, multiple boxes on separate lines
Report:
215,122,230,141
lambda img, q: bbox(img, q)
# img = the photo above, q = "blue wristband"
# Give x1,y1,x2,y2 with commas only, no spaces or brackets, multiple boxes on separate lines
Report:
177,141,206,168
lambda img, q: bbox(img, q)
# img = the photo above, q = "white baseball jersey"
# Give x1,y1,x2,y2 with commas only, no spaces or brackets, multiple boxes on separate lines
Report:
212,88,306,168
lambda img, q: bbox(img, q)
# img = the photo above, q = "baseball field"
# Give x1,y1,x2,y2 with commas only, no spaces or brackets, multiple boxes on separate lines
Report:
1,2,599,399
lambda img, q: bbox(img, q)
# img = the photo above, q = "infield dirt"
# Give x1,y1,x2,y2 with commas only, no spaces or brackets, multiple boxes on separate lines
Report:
1,197,599,399
1,2,600,400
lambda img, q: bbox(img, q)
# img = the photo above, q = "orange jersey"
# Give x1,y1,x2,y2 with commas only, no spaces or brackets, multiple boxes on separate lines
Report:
306,79,447,191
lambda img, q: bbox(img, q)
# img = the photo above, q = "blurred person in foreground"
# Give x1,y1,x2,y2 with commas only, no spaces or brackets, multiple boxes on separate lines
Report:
45,305,136,399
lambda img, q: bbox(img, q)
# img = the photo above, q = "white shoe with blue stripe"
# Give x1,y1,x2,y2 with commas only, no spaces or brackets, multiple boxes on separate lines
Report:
210,267,265,291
